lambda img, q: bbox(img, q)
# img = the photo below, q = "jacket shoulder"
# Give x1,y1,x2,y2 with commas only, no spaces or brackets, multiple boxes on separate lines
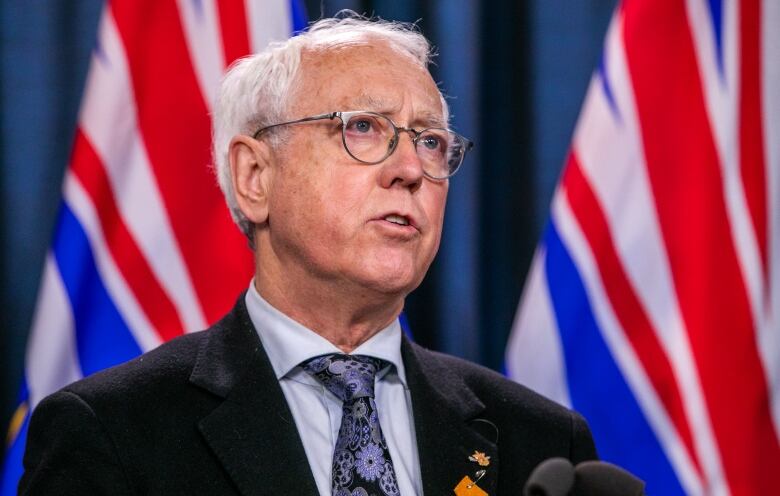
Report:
63,330,208,403
408,341,597,463
414,343,564,411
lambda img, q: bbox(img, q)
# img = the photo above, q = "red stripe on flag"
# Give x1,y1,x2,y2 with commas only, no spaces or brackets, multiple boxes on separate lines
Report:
562,152,703,479
739,0,768,282
110,0,253,324
217,0,251,66
69,129,185,341
621,1,780,494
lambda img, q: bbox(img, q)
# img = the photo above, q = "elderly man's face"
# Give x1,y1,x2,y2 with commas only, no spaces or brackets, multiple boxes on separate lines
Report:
264,42,448,299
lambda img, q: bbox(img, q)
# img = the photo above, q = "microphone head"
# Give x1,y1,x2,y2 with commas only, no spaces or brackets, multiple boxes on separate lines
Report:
573,460,645,496
523,457,575,496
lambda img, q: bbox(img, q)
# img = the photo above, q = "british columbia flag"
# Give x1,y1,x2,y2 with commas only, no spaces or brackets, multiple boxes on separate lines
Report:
508,0,779,494
0,1,306,493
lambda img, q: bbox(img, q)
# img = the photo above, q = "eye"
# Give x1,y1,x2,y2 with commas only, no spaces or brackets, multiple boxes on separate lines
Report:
419,134,441,150
418,130,450,156
353,119,372,133
346,114,382,136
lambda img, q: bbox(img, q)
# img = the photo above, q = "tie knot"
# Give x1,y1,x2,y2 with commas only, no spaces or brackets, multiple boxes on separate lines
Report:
301,354,383,402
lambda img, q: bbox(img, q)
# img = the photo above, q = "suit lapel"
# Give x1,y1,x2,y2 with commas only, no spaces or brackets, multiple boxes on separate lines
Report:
190,298,319,496
403,338,499,495
187,299,500,495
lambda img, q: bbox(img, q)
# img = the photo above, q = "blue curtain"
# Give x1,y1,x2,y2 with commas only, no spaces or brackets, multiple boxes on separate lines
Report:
0,0,104,444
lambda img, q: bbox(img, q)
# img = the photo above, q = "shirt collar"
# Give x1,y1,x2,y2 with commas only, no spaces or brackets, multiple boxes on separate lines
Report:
244,281,407,386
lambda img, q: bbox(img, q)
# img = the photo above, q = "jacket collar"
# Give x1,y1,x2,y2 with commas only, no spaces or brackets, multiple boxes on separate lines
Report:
190,296,319,496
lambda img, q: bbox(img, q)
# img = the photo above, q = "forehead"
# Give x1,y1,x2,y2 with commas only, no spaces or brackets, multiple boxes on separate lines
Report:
291,42,444,125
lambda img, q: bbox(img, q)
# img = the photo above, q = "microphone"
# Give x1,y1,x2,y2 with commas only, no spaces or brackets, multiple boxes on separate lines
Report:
522,459,646,496
572,461,645,496
523,457,575,496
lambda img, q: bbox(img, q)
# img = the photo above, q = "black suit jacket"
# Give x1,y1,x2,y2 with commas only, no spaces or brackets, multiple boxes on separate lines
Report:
20,297,596,495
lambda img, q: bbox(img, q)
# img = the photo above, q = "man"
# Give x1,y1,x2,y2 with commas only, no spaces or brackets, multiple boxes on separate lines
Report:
20,14,596,495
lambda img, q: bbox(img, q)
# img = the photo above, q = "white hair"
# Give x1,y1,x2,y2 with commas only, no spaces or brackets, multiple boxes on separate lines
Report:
212,12,448,241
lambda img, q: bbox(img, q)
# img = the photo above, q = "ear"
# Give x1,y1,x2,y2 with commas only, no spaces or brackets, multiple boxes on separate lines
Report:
229,135,273,225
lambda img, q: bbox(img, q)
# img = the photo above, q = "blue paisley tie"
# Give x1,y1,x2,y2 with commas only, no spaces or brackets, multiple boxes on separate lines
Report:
302,354,400,496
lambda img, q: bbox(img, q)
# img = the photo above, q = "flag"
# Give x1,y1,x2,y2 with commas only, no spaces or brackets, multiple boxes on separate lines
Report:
506,0,779,494
1,1,307,493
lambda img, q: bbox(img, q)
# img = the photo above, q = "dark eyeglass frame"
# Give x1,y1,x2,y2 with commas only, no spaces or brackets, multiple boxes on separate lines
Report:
252,110,474,179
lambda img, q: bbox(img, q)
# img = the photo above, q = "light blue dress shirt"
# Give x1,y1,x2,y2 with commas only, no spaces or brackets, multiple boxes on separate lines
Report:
244,284,423,496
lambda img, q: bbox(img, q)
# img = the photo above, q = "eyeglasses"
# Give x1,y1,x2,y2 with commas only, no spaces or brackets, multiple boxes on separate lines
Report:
252,111,474,179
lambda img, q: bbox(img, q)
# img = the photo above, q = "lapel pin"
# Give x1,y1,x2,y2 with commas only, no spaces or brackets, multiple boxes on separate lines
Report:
454,470,488,496
468,450,491,467
467,469,486,488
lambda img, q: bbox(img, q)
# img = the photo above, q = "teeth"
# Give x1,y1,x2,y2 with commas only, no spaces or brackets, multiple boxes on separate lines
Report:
384,214,409,226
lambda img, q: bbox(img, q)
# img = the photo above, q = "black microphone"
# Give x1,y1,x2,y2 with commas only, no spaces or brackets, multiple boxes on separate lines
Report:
572,460,646,496
523,457,575,496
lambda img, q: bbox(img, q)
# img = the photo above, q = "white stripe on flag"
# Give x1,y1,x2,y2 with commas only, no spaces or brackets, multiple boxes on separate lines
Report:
761,0,780,442
690,0,780,450
506,247,572,408
79,10,207,333
686,0,766,340
552,192,705,496
24,255,83,409
63,172,161,352
245,0,292,53
577,14,727,494
177,0,225,108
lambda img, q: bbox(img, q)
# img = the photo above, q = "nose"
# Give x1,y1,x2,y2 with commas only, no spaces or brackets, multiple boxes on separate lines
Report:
378,131,424,192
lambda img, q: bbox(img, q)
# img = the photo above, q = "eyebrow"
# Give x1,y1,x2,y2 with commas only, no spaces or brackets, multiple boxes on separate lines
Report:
351,95,400,114
414,110,447,129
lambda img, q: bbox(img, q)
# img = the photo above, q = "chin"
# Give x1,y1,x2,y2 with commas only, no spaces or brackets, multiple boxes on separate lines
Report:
361,268,426,297
351,250,432,295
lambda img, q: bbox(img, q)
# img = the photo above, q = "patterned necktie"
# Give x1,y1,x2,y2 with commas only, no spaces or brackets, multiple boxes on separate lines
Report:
302,354,400,496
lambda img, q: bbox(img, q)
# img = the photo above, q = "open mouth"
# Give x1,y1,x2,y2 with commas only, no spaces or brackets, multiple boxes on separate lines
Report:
384,214,410,226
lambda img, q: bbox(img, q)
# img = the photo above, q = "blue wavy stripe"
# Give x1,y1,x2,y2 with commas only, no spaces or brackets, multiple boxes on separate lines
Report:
0,379,30,496
0,409,29,496
16,378,28,405
543,221,685,495
52,201,142,377
290,0,308,34
597,55,621,123
707,0,724,77
398,312,414,339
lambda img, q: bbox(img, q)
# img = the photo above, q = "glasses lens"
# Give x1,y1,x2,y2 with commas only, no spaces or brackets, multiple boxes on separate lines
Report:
343,113,396,164
341,113,471,178
416,129,466,179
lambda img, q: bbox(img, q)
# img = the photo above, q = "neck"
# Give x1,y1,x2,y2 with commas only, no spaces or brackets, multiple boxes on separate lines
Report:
253,258,405,354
